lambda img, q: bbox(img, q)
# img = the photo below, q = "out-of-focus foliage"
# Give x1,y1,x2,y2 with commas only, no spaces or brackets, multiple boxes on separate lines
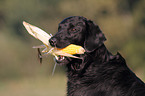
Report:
0,0,145,95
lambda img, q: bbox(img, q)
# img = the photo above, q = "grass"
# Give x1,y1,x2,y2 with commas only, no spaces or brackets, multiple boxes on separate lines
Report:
0,74,67,96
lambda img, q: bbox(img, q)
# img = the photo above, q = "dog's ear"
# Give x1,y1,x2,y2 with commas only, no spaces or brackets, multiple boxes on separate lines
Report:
84,20,106,52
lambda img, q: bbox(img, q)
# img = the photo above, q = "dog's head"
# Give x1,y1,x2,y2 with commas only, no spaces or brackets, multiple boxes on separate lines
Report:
49,16,106,65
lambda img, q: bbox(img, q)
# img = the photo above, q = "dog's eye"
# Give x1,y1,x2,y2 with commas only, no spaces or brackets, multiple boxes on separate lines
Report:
72,28,76,31
69,28,76,32
70,27,80,32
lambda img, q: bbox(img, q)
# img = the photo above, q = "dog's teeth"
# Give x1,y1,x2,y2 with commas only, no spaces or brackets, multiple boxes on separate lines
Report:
60,56,65,60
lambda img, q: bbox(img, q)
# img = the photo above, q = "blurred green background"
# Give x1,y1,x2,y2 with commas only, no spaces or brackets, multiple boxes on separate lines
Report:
0,0,145,96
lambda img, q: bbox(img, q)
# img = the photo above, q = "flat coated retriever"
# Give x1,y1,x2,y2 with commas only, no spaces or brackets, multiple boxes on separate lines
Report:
49,16,145,96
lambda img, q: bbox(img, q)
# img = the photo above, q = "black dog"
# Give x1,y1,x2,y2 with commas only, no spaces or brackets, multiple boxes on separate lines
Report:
49,16,145,96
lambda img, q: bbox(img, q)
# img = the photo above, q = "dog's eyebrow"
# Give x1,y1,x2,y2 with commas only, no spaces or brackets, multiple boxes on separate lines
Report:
69,23,74,28
77,22,83,26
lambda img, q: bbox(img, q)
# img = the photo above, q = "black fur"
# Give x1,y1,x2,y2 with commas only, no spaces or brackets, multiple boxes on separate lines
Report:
49,16,145,96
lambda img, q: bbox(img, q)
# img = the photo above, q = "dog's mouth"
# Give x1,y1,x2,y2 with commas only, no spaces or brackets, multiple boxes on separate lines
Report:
55,54,82,65
55,55,70,65
56,55,65,62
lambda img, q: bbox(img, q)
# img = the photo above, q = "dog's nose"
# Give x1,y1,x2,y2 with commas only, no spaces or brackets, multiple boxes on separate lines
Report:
49,38,57,47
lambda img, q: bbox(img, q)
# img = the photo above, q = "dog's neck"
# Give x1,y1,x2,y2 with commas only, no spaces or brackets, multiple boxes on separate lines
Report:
66,44,115,76
66,44,116,90
87,44,115,63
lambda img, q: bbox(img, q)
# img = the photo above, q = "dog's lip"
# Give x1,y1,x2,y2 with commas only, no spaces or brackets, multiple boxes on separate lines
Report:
53,45,68,64
56,54,82,64
55,55,68,65
52,43,68,49
57,55,65,61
